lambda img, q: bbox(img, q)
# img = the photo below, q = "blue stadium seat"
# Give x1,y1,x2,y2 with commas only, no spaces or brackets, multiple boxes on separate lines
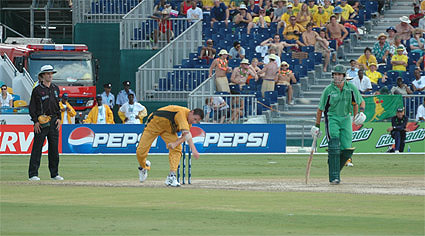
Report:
275,84,287,97
264,91,278,104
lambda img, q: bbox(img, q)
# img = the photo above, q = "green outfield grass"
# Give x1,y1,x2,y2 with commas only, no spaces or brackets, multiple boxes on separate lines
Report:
1,154,424,235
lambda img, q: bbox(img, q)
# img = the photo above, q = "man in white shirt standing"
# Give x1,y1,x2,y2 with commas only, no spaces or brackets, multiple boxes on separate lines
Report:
118,93,148,124
187,0,203,22
349,69,372,94
416,97,425,122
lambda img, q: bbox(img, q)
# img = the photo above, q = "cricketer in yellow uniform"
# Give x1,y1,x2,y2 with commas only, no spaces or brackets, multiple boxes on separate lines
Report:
313,65,365,184
59,95,76,124
136,105,204,187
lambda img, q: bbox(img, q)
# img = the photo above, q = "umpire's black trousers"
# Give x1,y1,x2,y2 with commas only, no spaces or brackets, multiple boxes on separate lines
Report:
28,118,60,178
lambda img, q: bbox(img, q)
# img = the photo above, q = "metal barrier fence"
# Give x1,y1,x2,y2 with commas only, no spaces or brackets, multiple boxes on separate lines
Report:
120,18,194,49
136,20,203,100
402,95,425,121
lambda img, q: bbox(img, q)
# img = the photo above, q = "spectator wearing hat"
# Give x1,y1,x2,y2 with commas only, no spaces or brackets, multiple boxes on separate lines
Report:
276,61,297,104
412,68,425,92
409,28,425,56
349,69,372,94
313,4,330,28
391,46,408,73
0,85,13,107
59,93,76,124
416,97,425,121
386,26,397,46
199,39,216,64
209,49,232,93
326,15,348,51
263,46,281,65
396,16,414,42
210,0,229,28
247,7,271,34
118,93,147,124
187,0,203,22
233,4,252,27
386,108,408,153
151,9,174,45
28,65,62,181
391,77,413,95
273,0,287,22
283,15,306,47
372,33,391,63
101,83,115,109
365,62,386,85
258,54,279,97
390,35,407,56
228,41,246,59
116,81,136,108
332,6,344,23
230,58,258,89
409,6,424,28
357,47,377,71
84,95,114,124
278,3,294,30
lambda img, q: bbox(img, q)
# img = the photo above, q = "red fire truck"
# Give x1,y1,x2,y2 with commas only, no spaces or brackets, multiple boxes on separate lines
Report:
0,42,98,123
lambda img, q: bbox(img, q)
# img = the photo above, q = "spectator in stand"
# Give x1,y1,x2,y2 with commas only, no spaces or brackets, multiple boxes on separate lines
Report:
84,95,114,124
152,10,174,45
283,15,306,47
153,0,172,16
247,0,260,17
199,39,216,64
292,0,302,16
276,61,297,104
339,0,356,22
59,93,76,124
412,68,425,92
357,47,377,71
0,85,13,107
229,41,246,59
332,6,344,23
229,90,245,123
349,69,372,94
263,46,281,65
410,28,425,56
391,77,413,95
277,3,294,32
391,46,408,73
101,83,115,109
372,33,391,63
212,96,230,123
247,8,272,34
231,59,258,89
386,108,408,153
229,0,243,9
264,0,274,19
247,58,261,84
307,0,318,16
260,34,298,57
422,0,425,15
258,54,279,97
386,26,397,46
313,4,330,28
315,28,332,72
346,59,359,79
416,97,425,121
210,0,230,27
409,6,424,28
209,49,232,93
419,15,425,31
390,35,408,56
396,16,414,42
365,63,386,85
416,53,425,70
202,0,214,10
187,0,203,22
118,93,147,124
323,0,334,17
180,0,192,16
273,0,287,22
296,3,312,28
233,4,252,27
302,22,329,50
326,15,349,52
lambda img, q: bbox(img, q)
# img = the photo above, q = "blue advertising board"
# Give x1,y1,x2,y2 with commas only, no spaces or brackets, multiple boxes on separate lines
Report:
61,124,286,154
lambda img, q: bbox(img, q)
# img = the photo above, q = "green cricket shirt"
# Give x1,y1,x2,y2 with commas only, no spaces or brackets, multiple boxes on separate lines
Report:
318,82,364,117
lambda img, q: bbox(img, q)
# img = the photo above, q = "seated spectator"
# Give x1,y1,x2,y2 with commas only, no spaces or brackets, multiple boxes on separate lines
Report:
391,77,413,95
391,46,408,73
199,39,216,63
0,85,13,107
292,0,302,16
276,61,297,104
209,49,232,92
412,68,425,92
233,4,252,27
313,4,329,28
229,0,243,9
346,59,359,79
180,0,192,16
386,108,408,153
326,15,348,51
339,0,357,23
390,35,407,56
260,34,298,57
302,22,329,50
258,54,279,97
153,0,172,16
263,46,281,66
212,95,230,123
386,26,397,46
365,63,386,84
210,0,230,27
416,97,425,121
263,0,274,20
357,47,377,71
350,69,372,94
409,6,424,28
372,33,391,63
296,3,312,28
323,0,334,17
315,28,332,72
231,59,257,89
283,15,306,47
416,54,425,70
229,90,245,123
247,8,271,34
187,0,203,22
396,16,414,42
277,3,294,32
84,95,114,124
273,0,287,22
247,0,260,17
229,41,246,59
409,29,425,57
307,0,318,16
151,10,174,45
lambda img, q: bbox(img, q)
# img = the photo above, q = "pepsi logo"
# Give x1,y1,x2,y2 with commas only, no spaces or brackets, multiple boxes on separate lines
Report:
68,127,95,153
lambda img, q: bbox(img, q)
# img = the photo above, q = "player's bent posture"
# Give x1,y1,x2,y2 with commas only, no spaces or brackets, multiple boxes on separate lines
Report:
136,105,204,187
311,65,366,185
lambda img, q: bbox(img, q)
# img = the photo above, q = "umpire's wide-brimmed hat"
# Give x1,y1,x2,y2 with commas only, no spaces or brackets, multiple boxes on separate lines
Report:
332,64,346,74
38,65,57,75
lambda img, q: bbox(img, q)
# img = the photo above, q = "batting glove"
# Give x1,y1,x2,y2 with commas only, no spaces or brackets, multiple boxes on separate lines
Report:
310,125,321,138
353,112,366,125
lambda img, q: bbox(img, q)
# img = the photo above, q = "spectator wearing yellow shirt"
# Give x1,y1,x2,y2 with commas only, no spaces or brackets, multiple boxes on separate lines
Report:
357,47,377,71
203,0,230,10
292,0,302,16
313,5,329,27
247,8,271,34
421,0,425,15
283,15,306,46
59,93,76,124
278,3,294,32
323,0,334,17
307,0,318,16
340,0,356,21
391,46,408,72
365,63,387,84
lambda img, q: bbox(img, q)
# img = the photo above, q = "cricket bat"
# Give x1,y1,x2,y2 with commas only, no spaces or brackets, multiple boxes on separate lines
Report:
305,135,318,184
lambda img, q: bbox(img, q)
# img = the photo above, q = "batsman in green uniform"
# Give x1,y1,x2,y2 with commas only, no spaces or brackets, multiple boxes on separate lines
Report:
311,65,366,185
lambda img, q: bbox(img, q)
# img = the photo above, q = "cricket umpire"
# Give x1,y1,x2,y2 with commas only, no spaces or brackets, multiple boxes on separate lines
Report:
311,65,366,185
28,65,63,181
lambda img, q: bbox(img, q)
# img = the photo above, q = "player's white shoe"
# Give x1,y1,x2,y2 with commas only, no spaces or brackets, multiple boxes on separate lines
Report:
330,179,340,185
347,162,354,167
138,160,151,183
165,175,181,187
51,175,64,180
29,176,40,181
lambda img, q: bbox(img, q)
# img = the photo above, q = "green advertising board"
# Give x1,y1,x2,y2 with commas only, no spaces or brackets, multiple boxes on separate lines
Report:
318,122,425,153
